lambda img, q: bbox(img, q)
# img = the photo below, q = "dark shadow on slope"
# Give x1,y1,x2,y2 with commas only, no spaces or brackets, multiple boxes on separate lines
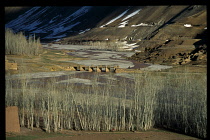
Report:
5,6,122,42
5,7,32,23
146,5,191,40
194,30,207,42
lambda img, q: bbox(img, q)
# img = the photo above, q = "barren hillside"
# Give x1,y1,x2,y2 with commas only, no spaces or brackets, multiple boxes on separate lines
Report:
5,5,207,65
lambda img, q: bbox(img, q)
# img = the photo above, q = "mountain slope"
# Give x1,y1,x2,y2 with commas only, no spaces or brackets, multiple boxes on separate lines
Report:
5,6,121,41
63,5,206,41
5,6,207,65
5,6,206,42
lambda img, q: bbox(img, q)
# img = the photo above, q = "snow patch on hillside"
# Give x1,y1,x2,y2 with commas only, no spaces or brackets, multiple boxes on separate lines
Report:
131,23,153,27
5,6,92,40
5,7,45,32
118,41,138,51
43,22,80,39
39,6,91,38
100,9,129,28
122,9,141,21
100,9,142,28
79,28,90,34
118,20,128,28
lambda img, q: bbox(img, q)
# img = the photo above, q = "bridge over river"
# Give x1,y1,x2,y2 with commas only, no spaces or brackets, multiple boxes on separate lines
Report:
69,65,119,72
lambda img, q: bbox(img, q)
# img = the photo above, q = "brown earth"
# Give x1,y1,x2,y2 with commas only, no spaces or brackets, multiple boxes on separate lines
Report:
6,106,20,133
5,60,18,70
5,48,87,75
129,41,207,66
6,127,201,140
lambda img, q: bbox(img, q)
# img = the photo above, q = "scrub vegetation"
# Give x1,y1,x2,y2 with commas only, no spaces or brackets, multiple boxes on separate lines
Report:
5,70,207,139
69,41,124,51
5,28,42,56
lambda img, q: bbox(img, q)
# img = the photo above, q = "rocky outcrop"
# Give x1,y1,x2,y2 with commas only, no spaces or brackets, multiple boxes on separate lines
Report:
129,43,206,65
172,44,207,65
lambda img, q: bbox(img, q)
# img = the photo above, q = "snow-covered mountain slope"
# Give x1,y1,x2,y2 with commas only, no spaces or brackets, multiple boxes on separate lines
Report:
5,6,206,43
5,6,121,41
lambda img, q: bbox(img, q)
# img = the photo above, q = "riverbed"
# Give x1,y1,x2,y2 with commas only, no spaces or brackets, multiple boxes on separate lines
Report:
6,44,173,87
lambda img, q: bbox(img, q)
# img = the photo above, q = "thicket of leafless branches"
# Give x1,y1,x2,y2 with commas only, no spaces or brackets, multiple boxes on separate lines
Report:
5,71,206,138
5,28,42,56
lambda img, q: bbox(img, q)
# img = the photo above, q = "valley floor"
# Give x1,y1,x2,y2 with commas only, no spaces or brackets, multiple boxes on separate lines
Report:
5,44,206,140
5,44,207,75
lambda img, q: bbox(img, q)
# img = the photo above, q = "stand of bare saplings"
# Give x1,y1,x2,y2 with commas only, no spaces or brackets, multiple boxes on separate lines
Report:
71,41,126,52
5,71,207,139
5,28,42,56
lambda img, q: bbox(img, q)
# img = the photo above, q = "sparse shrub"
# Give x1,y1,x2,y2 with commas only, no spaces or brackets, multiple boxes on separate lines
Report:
79,41,126,51
5,28,42,56
5,71,206,138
